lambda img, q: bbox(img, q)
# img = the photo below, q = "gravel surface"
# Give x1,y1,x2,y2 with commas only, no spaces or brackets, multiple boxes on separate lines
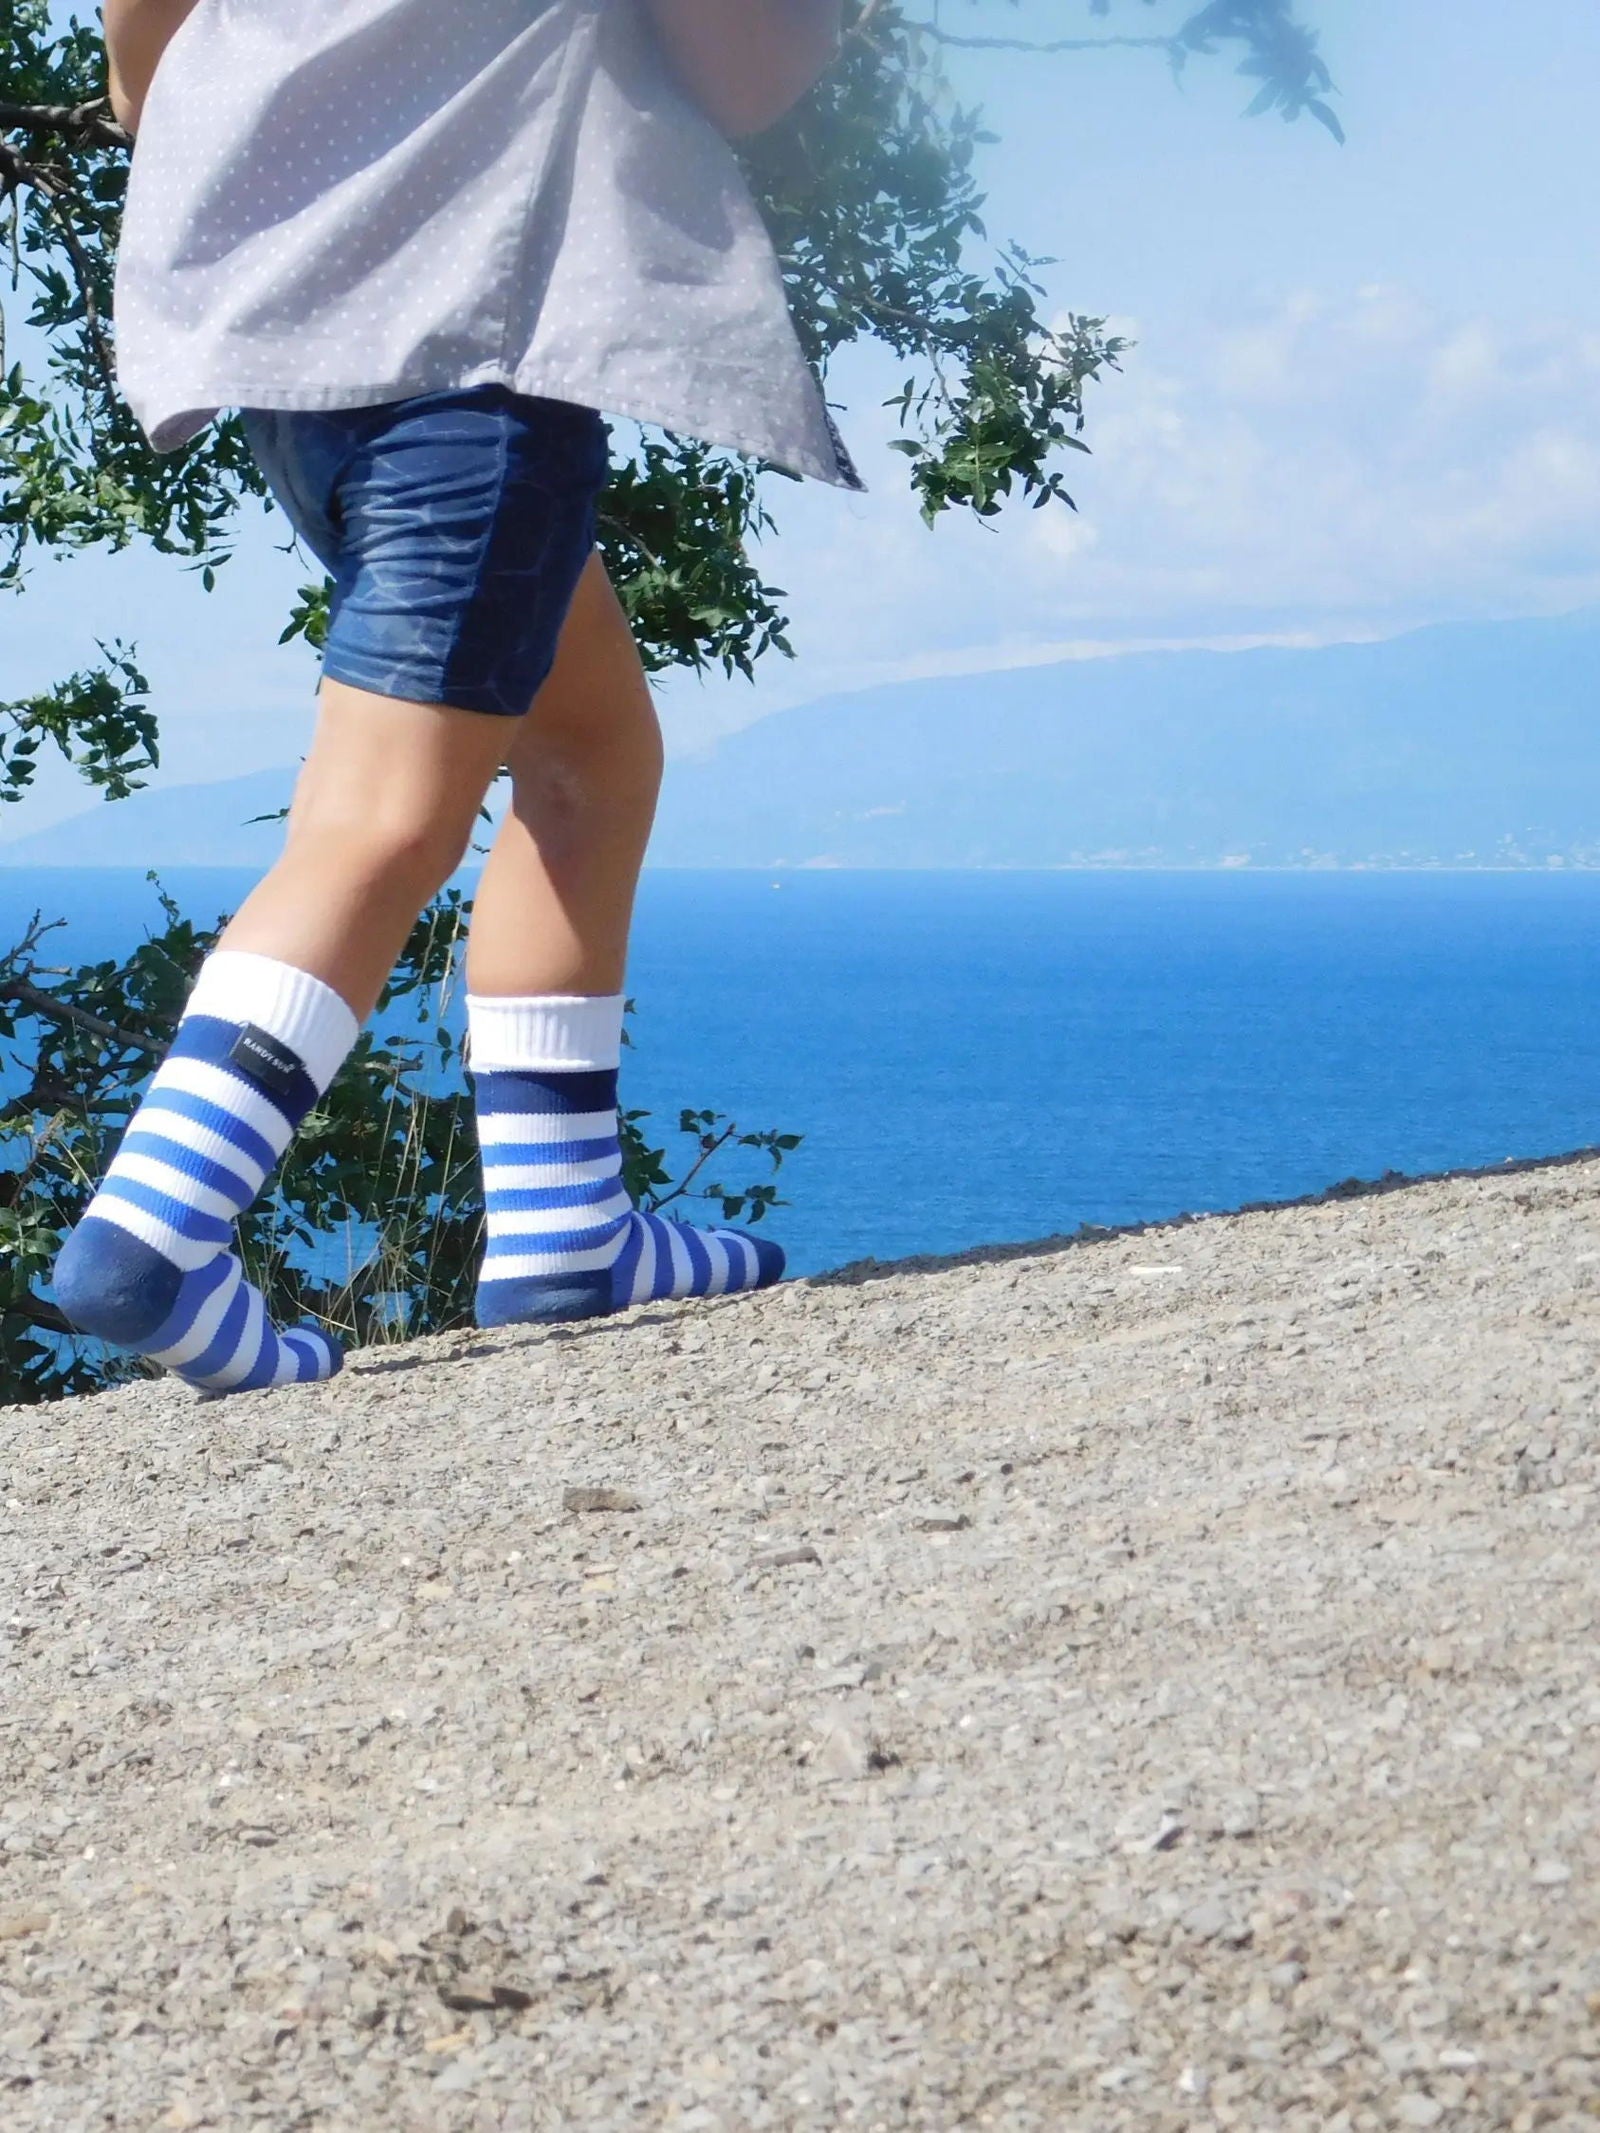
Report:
4,1158,1600,2131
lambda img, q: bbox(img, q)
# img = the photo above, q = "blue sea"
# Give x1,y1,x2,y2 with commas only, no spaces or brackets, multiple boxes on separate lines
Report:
3,867,1598,1277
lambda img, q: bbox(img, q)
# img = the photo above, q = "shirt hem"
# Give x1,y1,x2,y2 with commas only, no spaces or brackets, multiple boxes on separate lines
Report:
132,367,865,492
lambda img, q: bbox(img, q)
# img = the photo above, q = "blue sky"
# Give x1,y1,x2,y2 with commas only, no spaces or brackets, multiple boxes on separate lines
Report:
6,0,1600,832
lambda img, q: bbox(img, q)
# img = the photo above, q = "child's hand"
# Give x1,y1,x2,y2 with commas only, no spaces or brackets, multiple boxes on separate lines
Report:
639,0,843,138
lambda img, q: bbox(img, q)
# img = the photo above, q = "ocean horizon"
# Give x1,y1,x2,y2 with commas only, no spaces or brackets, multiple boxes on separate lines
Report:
3,865,1598,1277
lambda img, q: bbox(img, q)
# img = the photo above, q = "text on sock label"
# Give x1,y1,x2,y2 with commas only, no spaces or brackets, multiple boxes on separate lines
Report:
227,1023,304,1101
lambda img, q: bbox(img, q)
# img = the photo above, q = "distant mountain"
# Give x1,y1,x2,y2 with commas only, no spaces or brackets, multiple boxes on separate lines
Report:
5,611,1600,868
0,767,294,868
647,611,1600,868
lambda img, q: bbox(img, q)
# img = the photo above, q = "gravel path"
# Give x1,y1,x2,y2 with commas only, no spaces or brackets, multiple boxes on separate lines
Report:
4,1157,1600,2131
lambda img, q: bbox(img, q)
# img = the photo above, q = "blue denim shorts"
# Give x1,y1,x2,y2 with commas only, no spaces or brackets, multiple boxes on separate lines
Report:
240,387,609,718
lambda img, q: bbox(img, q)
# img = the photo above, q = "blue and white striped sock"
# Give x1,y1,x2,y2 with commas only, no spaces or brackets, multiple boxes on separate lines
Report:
469,993,785,1328
53,951,358,1394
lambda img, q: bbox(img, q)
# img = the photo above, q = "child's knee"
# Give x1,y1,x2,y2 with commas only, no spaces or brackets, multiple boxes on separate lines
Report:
288,788,475,892
512,677,664,793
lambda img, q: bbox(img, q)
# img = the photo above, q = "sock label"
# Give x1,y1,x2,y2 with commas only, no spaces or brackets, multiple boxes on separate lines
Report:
228,1022,304,1101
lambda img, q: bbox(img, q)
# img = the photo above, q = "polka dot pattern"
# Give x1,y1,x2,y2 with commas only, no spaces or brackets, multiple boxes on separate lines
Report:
112,0,862,490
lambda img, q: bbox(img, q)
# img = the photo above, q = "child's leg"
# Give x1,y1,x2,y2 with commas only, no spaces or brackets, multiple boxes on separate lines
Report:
464,555,785,1327
222,677,514,1015
53,678,513,1390
466,553,662,999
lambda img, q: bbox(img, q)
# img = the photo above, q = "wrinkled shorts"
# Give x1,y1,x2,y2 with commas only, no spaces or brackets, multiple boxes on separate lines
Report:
241,387,609,719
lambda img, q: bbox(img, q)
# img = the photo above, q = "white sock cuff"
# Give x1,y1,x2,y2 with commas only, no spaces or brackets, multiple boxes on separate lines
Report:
186,952,360,1093
466,993,625,1072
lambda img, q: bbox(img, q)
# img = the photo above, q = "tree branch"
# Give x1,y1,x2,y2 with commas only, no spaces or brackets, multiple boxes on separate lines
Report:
901,24,1177,54
0,98,129,151
0,140,120,400
3,1291,75,1335
844,0,895,42
0,976,161,1057
0,1077,76,1127
0,908,65,968
0,158,114,398
650,1121,741,1213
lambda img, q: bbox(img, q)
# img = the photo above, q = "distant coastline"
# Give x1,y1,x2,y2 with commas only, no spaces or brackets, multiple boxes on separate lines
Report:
4,606,1599,870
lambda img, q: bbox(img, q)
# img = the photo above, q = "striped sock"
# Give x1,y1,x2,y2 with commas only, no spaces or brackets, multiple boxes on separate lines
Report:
53,951,358,1394
468,993,785,1328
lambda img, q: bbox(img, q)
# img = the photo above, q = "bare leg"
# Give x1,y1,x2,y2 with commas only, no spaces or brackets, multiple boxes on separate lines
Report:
465,551,664,998
53,670,515,1389
220,676,516,1017
460,556,784,1325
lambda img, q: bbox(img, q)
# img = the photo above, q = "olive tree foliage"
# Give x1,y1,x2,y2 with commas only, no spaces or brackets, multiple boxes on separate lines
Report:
0,0,1334,1399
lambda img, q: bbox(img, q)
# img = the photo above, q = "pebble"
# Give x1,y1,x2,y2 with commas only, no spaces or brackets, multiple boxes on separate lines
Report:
562,1485,643,1514
1180,1897,1250,1946
1396,2096,1444,2127
1216,1791,1262,1839
1122,1809,1186,1855
817,1722,872,1782
0,1909,50,1941
816,1664,868,1690
752,1545,821,1570
436,1974,502,2012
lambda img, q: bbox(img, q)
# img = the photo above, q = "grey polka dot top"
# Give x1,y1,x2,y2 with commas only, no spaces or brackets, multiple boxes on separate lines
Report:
112,0,862,488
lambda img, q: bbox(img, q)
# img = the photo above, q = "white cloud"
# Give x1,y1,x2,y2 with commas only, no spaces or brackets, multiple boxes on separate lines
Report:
1056,287,1600,621
663,286,1600,748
